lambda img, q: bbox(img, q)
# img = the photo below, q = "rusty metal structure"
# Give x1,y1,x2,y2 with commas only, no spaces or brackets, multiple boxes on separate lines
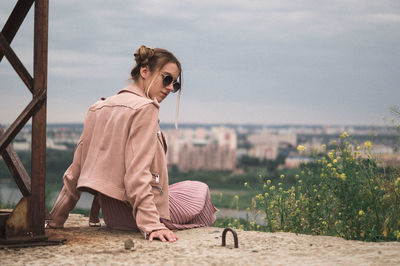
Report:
0,0,64,247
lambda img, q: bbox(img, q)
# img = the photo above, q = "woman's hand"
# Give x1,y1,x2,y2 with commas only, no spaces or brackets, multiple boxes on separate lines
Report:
149,229,178,242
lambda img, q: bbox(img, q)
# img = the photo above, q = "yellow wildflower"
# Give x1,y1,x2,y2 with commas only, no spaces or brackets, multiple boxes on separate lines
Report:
295,174,299,179
321,144,326,151
297,145,306,152
328,151,334,158
333,159,337,164
395,177,400,186
280,174,285,179
356,145,360,150
267,179,271,185
340,131,349,139
264,192,269,197
340,173,346,181
234,195,239,200
270,186,275,190
244,182,248,188
327,163,332,168
358,210,365,216
364,141,373,149
394,230,400,240
263,184,267,189
333,140,337,145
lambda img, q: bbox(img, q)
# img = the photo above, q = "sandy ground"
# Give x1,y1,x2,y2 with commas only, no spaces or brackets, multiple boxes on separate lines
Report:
1,214,399,266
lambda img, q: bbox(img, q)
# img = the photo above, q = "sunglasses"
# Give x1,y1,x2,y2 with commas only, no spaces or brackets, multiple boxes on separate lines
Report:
160,73,181,93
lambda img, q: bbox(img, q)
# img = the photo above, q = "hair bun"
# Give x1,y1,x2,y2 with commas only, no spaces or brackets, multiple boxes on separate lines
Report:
134,45,155,66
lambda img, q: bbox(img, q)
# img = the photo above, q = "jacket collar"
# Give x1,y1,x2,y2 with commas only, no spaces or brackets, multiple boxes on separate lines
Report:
118,83,146,97
118,83,161,108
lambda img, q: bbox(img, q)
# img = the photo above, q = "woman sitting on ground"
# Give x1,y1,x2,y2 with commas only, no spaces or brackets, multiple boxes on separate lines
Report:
47,45,217,242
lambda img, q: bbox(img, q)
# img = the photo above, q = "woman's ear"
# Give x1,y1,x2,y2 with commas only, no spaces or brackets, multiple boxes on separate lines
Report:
140,66,150,79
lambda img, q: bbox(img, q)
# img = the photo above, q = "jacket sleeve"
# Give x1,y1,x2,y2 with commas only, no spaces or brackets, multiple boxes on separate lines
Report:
124,103,168,237
48,137,83,228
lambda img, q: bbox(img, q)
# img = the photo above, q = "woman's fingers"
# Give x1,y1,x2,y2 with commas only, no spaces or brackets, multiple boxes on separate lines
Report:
149,229,178,242
159,234,167,242
165,231,177,242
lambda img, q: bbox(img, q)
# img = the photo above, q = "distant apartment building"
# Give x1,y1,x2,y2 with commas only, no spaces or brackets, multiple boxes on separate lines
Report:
164,127,237,171
247,130,296,160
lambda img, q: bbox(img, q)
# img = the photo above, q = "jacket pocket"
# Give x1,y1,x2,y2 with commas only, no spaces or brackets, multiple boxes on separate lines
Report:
151,185,163,195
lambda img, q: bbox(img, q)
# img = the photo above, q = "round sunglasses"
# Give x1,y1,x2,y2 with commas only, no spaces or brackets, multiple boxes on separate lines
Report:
160,73,181,93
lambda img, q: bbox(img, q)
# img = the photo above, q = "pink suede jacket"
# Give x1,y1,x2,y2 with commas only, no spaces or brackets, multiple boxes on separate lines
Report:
49,84,170,237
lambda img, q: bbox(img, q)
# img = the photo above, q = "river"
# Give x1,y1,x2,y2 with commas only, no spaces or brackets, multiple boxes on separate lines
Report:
0,184,265,225
0,183,94,210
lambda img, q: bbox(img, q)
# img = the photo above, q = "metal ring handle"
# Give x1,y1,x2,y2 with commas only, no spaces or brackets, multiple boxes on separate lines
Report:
221,227,239,248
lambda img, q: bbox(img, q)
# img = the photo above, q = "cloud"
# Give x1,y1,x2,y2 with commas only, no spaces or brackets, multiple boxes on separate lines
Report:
1,0,400,125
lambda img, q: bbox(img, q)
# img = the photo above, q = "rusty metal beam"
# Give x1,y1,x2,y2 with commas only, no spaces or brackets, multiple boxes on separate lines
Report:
0,33,34,93
0,125,31,196
0,0,34,62
0,0,66,248
0,89,46,153
30,0,49,237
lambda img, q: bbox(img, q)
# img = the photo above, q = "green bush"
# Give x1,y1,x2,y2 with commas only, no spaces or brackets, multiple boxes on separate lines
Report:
216,133,400,242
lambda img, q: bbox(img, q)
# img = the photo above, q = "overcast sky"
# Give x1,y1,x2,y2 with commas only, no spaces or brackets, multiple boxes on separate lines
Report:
1,0,399,126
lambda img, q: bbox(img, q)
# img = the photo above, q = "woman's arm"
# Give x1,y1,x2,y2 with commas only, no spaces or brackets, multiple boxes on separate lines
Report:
124,103,168,238
48,138,83,228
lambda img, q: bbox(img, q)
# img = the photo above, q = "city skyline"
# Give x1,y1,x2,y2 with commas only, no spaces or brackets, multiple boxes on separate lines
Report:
1,1,399,126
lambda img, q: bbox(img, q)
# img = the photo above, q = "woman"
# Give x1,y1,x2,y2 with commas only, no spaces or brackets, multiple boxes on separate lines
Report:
48,45,217,242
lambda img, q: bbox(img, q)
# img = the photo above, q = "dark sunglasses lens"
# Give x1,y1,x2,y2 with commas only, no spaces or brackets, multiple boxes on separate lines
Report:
173,82,181,93
163,75,173,86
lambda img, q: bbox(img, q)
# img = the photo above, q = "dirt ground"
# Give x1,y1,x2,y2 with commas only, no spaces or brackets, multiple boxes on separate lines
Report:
1,214,399,265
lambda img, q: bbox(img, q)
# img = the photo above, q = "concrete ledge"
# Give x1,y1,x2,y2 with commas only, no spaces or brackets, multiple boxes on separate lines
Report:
1,214,399,265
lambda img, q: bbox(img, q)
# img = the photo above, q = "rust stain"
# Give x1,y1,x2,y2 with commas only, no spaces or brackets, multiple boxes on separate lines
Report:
6,197,29,235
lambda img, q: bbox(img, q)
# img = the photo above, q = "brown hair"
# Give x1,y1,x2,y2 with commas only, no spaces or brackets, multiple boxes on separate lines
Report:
131,45,181,82
131,45,183,128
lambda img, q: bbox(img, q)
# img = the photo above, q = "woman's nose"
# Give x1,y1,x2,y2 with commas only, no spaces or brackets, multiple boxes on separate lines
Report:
166,83,174,91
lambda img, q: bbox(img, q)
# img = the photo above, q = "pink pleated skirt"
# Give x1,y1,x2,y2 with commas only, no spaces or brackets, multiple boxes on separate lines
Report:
98,180,217,231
